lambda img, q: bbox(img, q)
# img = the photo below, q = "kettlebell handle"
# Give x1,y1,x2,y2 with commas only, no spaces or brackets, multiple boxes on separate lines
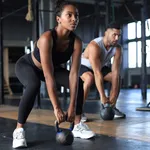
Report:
102,103,112,108
55,120,74,133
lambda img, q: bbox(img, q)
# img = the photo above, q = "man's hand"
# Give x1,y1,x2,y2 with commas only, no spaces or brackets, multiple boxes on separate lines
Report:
66,105,76,123
101,96,109,104
54,107,66,123
109,98,116,107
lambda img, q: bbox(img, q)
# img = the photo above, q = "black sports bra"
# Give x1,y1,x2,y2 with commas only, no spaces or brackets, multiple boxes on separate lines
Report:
33,28,76,66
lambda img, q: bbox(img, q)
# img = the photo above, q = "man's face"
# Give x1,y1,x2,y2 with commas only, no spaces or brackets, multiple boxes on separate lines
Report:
106,28,121,46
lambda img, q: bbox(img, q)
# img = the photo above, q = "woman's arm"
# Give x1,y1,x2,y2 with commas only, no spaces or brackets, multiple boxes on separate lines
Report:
37,31,65,122
67,36,82,121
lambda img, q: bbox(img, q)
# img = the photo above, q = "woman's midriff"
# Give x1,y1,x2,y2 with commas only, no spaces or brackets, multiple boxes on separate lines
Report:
31,52,43,70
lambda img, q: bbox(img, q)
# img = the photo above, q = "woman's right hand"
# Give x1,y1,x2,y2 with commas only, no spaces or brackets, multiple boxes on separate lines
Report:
54,107,66,123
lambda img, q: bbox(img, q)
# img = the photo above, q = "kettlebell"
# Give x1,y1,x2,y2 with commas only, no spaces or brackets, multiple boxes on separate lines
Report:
100,103,115,120
55,120,74,145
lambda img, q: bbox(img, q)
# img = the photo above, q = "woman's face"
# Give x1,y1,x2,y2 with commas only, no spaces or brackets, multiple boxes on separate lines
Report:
57,5,79,31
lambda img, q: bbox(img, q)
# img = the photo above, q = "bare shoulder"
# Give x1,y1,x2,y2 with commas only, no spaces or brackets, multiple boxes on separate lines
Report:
82,40,100,60
73,36,82,54
87,40,101,54
115,44,122,51
74,35,82,45
37,31,53,47
115,44,123,57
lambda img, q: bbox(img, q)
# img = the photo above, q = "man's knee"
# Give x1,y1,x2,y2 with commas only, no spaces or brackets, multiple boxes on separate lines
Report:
104,73,121,83
78,77,84,87
82,73,94,87
104,72,112,82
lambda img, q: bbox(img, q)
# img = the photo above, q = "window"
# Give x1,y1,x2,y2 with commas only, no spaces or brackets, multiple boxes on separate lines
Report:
111,57,114,64
137,41,141,67
146,19,150,37
128,42,136,68
128,22,136,39
136,40,150,67
138,19,150,38
137,21,141,38
128,19,150,68
146,40,150,67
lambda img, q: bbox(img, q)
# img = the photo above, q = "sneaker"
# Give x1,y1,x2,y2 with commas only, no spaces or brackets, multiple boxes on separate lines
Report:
81,113,88,122
12,128,27,148
114,107,126,118
72,122,95,139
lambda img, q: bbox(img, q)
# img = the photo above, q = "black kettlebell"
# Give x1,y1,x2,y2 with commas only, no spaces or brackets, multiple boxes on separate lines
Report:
100,103,115,120
55,120,74,145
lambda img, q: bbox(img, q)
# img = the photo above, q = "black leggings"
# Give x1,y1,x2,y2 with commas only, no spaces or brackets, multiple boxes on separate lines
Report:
15,54,83,124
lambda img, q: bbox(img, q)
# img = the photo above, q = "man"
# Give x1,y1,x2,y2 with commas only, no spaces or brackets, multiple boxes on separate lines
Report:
80,22,126,122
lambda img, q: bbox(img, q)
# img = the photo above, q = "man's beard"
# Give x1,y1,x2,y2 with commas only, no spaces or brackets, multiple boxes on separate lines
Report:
110,42,117,47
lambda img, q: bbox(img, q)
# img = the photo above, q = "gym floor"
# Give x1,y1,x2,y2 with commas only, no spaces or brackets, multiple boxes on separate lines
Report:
0,89,150,150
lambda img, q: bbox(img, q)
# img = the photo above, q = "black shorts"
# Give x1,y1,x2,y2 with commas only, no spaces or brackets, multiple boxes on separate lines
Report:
79,65,111,77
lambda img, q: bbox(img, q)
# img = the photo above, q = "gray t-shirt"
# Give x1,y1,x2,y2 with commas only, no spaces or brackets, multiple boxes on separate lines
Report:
81,37,117,70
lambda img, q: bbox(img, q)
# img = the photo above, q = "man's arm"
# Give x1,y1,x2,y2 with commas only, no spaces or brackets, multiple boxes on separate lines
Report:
109,45,122,105
88,41,108,104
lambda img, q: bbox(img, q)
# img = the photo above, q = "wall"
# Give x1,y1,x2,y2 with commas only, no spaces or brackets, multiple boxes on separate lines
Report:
128,68,150,87
3,16,32,45
2,0,147,93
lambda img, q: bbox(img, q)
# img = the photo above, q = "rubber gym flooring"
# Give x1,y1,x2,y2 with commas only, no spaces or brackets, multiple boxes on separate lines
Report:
0,89,150,150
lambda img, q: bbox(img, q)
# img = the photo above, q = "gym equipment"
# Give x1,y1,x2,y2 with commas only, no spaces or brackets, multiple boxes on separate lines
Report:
100,103,115,120
55,120,74,145
136,102,150,111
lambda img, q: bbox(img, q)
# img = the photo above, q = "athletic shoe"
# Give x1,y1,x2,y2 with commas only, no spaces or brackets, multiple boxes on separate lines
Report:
72,122,95,139
12,128,27,148
114,107,126,118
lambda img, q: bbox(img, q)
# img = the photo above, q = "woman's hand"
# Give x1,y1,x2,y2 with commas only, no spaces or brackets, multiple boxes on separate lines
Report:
54,107,66,123
66,105,76,123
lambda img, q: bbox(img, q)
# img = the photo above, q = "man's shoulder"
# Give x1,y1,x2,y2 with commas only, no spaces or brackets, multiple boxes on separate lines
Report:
93,37,103,42
114,44,123,55
89,40,100,50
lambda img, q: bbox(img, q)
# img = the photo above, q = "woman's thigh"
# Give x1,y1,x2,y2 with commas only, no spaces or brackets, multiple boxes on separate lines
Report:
54,67,70,89
15,55,41,87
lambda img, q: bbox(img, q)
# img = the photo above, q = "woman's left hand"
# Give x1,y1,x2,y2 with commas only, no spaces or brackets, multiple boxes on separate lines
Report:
66,105,76,123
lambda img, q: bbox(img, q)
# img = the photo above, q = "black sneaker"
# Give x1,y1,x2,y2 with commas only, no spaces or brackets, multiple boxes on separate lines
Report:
113,107,126,118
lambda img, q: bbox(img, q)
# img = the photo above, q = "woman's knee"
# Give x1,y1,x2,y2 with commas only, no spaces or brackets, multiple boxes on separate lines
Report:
26,80,41,91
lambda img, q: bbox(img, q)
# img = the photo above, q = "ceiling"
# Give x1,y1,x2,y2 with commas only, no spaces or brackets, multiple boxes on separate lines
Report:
1,0,150,24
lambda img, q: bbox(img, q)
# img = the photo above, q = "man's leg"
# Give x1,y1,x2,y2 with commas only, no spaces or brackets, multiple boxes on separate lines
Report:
103,70,126,118
81,72,94,103
79,65,94,122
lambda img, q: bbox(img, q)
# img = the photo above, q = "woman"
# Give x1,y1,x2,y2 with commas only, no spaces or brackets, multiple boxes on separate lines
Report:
12,0,95,148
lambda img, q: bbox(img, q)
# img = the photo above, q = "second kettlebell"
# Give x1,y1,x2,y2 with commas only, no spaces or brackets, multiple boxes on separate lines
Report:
100,103,115,120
